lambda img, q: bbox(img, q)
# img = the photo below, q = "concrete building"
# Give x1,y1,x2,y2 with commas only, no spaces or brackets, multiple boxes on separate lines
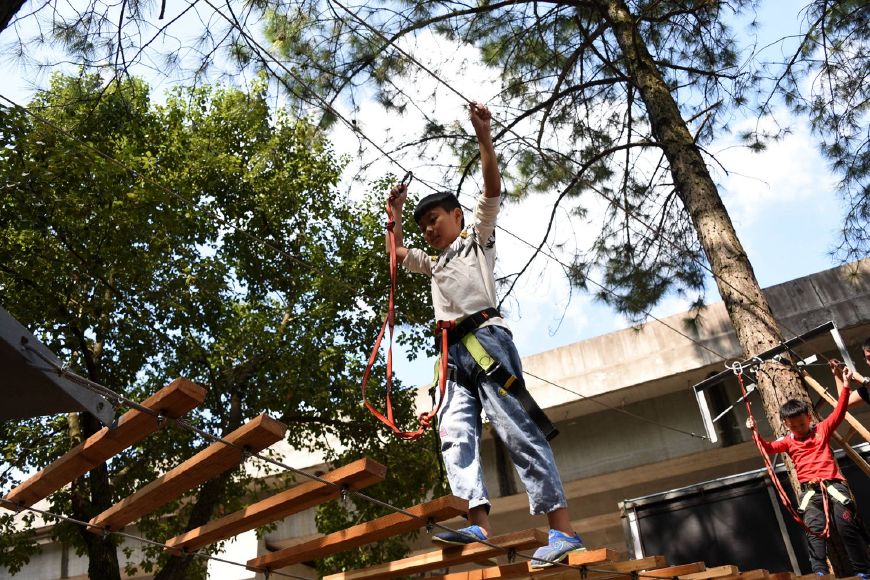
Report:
3,258,869,579
256,258,870,577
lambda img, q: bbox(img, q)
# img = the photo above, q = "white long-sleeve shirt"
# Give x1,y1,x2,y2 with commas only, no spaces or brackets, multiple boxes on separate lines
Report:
402,194,507,330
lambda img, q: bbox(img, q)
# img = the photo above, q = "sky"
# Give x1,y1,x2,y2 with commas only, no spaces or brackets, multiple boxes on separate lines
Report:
0,1,855,577
318,1,847,388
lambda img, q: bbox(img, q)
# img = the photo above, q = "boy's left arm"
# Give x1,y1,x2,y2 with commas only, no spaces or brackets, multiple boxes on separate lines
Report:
470,102,501,199
820,375,852,438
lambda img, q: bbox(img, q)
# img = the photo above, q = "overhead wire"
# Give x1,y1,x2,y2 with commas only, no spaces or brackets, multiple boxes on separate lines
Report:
200,0,740,430
0,2,722,441
0,2,849,575
322,0,843,373
11,346,696,577
0,498,305,580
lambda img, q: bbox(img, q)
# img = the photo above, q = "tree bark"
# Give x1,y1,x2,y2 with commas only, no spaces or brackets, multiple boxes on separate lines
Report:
154,390,245,579
0,0,26,35
72,412,122,580
599,0,848,572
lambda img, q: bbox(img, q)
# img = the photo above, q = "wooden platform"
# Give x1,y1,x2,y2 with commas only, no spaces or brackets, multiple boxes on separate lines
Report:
249,494,468,570
320,528,549,580
89,413,286,532
3,378,205,508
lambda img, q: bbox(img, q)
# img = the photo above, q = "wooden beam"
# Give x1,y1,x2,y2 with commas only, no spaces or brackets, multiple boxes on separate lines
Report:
321,529,549,580
642,563,706,578
89,414,286,533
3,378,206,508
680,566,740,580
248,494,467,570
569,555,668,579
167,458,387,553
766,573,795,580
832,431,870,480
801,371,870,444
426,563,531,580
426,548,619,580
719,570,767,580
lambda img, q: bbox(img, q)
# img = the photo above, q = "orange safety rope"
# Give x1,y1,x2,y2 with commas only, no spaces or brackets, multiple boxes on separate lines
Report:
361,174,447,440
737,368,829,538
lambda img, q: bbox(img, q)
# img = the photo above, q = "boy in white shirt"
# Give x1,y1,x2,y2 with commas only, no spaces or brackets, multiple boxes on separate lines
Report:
386,102,584,568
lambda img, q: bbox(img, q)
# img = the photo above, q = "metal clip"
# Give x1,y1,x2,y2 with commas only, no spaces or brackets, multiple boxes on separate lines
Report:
399,171,413,187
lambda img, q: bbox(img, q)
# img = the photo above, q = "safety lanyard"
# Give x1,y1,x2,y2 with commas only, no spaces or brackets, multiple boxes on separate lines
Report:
738,370,829,537
360,173,447,440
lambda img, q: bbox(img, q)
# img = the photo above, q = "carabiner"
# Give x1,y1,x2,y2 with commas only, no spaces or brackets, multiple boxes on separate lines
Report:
399,170,413,187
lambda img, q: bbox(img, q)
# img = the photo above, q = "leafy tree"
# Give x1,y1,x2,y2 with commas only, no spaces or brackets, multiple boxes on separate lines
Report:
0,73,440,579
757,0,869,261
4,0,868,573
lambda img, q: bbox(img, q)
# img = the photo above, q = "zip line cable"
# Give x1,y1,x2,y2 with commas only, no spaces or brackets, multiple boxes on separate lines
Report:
322,0,843,372
202,0,736,364
0,498,305,580
8,346,703,577
0,3,849,574
0,55,723,439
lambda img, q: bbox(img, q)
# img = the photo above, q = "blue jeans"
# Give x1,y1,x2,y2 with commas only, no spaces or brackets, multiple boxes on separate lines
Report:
436,325,568,515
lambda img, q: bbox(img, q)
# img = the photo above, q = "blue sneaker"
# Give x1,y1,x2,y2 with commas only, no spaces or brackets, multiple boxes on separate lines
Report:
529,529,586,569
432,524,487,546
855,574,869,579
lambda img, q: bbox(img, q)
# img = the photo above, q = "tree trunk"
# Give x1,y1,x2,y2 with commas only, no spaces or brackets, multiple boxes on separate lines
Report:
72,412,122,580
600,0,849,572
0,0,26,35
154,390,245,579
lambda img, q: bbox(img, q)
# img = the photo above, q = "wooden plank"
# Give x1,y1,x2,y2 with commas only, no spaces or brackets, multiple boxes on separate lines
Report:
576,555,669,579
642,563,706,578
427,563,531,580
565,549,620,566
320,529,549,580
680,566,740,580
247,494,467,570
719,570,767,580
3,378,206,508
168,458,388,553
532,555,668,580
832,432,870,480
796,575,832,580
89,414,286,532
426,550,619,580
766,573,794,580
802,372,870,444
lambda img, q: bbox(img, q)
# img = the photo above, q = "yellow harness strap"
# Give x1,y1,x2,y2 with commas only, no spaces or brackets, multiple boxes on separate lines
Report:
460,332,518,391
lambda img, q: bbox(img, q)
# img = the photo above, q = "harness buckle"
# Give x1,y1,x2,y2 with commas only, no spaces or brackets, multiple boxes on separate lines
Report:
483,361,502,377
435,320,456,333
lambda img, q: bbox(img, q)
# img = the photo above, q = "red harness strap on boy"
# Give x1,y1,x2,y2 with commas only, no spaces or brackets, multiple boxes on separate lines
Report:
738,370,829,538
360,182,447,441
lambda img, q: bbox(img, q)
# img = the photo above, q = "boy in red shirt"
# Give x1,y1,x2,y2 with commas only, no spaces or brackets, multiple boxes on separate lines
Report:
748,364,869,576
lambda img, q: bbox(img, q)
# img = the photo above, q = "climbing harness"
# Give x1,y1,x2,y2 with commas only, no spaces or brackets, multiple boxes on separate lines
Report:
735,364,830,538
361,172,446,441
447,313,558,441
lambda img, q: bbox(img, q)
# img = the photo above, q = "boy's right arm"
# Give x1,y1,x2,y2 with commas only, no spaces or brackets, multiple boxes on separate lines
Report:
746,417,788,454
387,184,409,262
